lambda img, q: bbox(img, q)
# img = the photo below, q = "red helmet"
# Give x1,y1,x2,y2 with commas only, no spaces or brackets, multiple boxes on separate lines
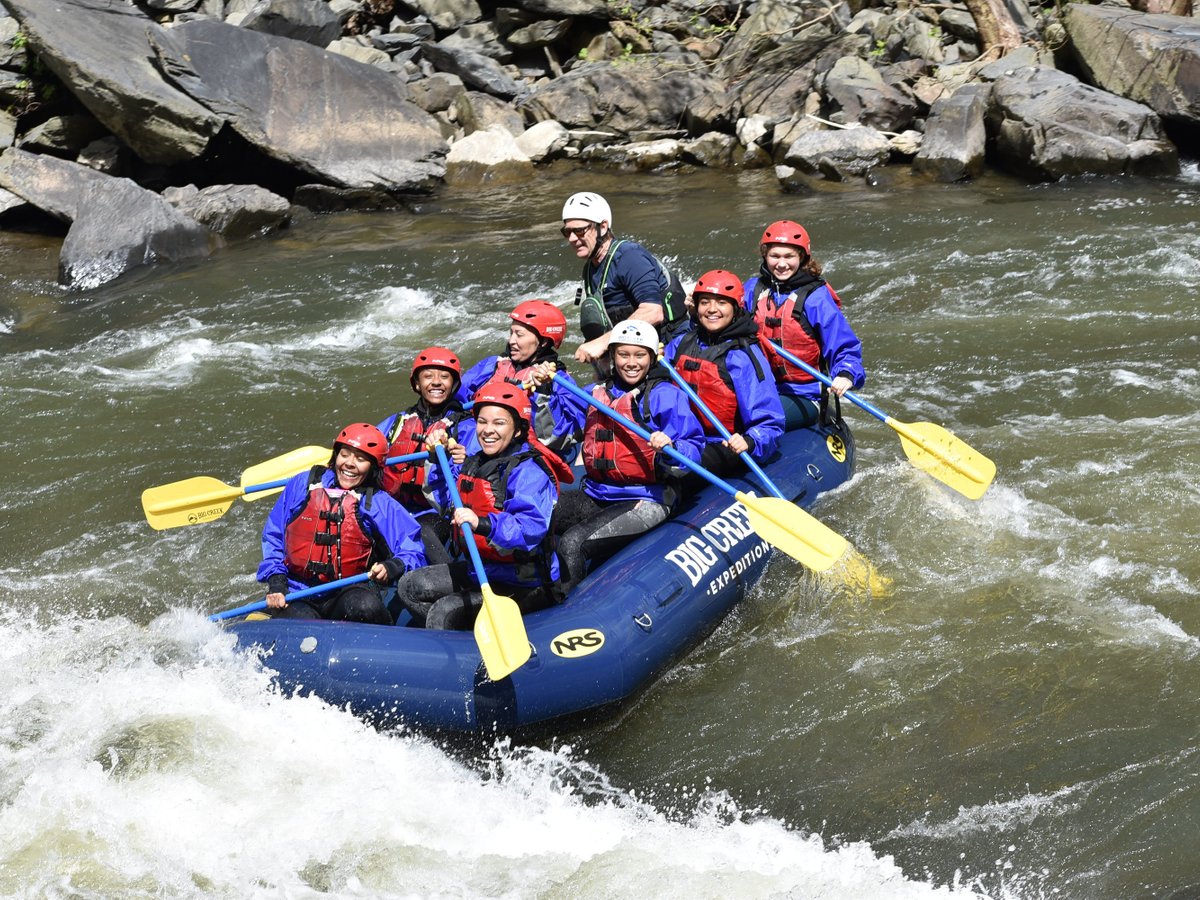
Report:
760,220,811,255
333,423,388,467
410,345,461,389
472,382,532,431
509,299,566,348
693,269,744,306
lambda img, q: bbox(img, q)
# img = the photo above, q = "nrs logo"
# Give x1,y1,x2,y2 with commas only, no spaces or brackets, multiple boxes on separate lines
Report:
826,434,846,462
550,628,605,658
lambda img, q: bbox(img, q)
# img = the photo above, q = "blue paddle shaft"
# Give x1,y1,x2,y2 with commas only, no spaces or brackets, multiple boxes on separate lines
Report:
656,357,786,501
208,572,371,622
764,340,885,424
433,443,492,590
553,374,742,499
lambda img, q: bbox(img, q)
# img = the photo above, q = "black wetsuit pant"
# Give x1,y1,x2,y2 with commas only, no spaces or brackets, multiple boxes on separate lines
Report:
554,491,671,589
268,581,391,625
394,561,554,630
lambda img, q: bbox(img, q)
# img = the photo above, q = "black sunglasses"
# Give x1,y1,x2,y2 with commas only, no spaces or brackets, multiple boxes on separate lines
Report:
560,224,593,239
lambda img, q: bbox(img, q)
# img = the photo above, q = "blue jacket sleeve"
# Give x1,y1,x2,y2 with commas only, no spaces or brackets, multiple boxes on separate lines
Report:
255,469,314,583
375,412,399,441
361,492,426,575
482,457,556,555
804,285,865,388
729,345,785,462
647,382,705,469
456,356,498,405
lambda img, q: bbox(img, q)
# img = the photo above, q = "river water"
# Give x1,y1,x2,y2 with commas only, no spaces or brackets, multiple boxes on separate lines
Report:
2,163,1198,898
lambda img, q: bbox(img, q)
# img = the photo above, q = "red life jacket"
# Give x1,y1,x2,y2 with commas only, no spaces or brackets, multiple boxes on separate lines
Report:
489,357,534,388
284,471,376,584
672,331,758,436
381,404,462,508
582,384,657,486
455,449,558,571
753,281,841,385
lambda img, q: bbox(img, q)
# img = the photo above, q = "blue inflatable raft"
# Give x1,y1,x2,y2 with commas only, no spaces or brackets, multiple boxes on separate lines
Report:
223,420,855,734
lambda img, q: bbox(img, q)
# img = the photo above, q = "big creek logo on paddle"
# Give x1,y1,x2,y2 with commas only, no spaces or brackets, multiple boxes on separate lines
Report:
826,434,847,462
550,628,605,658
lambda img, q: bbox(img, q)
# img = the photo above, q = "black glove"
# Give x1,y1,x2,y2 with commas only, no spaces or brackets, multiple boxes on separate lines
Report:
267,574,289,596
378,557,406,583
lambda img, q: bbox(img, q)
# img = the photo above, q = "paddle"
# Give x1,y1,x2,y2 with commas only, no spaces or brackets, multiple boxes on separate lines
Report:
553,373,850,572
141,450,430,530
657,355,788,502
764,340,996,500
432,442,531,681
208,573,370,622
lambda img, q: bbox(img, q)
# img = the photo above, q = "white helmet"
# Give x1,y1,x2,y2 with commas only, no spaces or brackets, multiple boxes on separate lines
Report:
608,319,659,357
562,191,612,228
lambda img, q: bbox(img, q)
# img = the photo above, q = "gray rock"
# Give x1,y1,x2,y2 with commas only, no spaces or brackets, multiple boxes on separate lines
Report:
409,72,468,113
0,108,14,150
241,0,341,47
452,90,526,136
939,8,979,42
0,0,222,164
0,15,25,69
820,55,920,132
507,0,606,16
162,183,290,240
442,22,510,61
913,83,989,181
420,40,526,98
150,19,447,191
1064,5,1200,127
77,136,124,175
444,125,534,185
505,19,572,49
522,59,723,134
144,0,202,11
0,185,26,217
16,114,108,157
783,125,893,180
514,118,569,160
0,148,210,289
681,131,739,168
405,0,482,31
326,37,392,67
988,65,1178,179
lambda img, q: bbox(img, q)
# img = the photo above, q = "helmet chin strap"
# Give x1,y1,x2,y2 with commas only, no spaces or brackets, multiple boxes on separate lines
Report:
589,224,612,263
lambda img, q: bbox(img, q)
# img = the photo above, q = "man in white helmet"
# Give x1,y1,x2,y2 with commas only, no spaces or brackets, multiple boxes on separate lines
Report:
560,191,691,367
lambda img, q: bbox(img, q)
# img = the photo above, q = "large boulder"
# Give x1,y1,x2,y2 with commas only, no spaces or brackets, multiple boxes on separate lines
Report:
820,55,921,132
783,125,893,180
521,59,723,135
0,0,222,164
240,0,342,47
1064,4,1200,128
161,183,291,240
987,65,1179,179
0,148,210,289
149,19,448,191
913,83,990,182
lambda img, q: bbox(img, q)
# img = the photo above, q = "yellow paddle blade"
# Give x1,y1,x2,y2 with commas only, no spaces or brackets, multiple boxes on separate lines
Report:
474,585,532,681
735,491,850,573
240,445,331,501
886,419,996,500
141,476,241,530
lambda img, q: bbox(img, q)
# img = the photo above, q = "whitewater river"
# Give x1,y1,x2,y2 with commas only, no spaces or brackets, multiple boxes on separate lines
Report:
1,163,1197,898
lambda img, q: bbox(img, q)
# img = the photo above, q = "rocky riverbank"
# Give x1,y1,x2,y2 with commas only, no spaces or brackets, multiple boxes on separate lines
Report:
2,0,1199,289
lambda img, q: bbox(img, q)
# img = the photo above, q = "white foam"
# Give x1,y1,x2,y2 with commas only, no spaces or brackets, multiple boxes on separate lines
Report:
0,610,984,899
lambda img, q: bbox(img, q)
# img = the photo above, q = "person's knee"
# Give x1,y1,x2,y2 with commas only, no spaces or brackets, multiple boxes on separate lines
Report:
338,587,391,625
426,594,478,630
